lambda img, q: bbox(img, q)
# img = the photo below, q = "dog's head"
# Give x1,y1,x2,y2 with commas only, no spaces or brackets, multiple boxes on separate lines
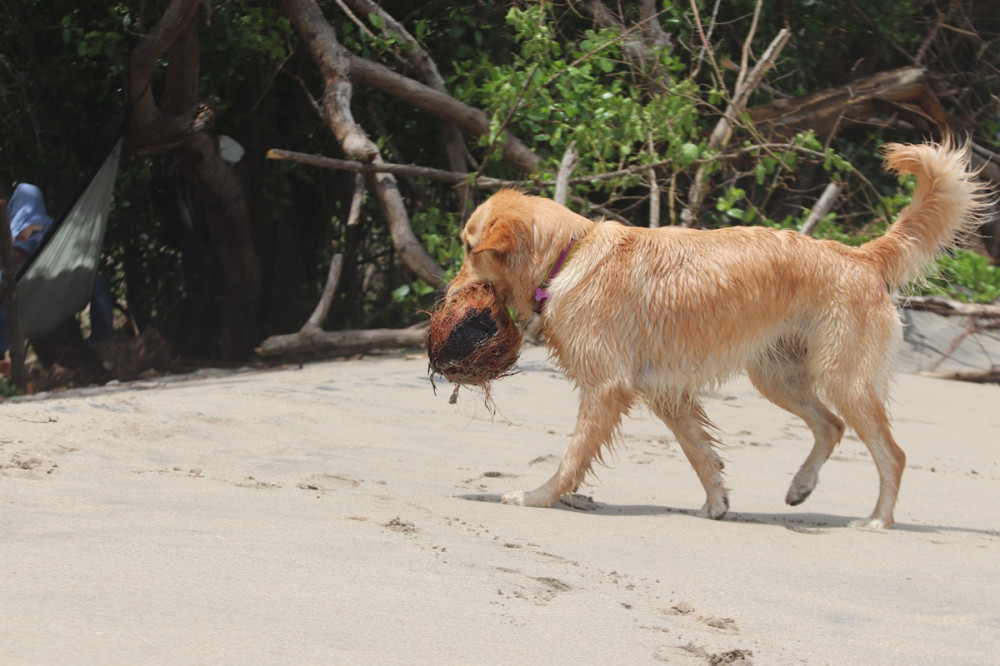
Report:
448,190,593,321
450,190,533,306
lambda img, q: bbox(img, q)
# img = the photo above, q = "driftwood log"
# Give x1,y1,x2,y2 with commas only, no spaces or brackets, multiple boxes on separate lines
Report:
255,248,429,358
747,66,947,140
900,296,1000,319
255,325,427,357
900,296,1000,384
920,368,1000,383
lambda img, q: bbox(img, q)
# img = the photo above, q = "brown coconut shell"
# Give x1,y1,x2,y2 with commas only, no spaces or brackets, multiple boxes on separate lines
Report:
427,283,522,386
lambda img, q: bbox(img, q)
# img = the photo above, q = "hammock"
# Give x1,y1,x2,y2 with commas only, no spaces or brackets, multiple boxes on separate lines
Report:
13,137,122,339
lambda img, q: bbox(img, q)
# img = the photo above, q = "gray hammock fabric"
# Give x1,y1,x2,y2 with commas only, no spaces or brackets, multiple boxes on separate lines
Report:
15,138,122,339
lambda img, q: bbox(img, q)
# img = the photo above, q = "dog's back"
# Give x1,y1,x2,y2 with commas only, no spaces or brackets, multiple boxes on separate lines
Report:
546,140,988,404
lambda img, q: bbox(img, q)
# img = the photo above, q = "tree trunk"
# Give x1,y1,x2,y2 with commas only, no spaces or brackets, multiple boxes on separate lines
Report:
175,132,262,359
346,56,540,174
279,0,445,287
343,0,474,213
127,0,262,360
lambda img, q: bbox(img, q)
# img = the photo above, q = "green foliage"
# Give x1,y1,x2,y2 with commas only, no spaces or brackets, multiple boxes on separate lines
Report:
921,251,1000,305
391,207,463,316
715,185,747,221
0,377,17,399
449,2,701,189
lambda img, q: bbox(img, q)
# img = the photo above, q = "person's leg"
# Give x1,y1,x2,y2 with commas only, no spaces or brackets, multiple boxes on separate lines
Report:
89,275,114,344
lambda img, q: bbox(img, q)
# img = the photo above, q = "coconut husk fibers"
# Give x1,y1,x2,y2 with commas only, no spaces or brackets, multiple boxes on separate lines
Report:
427,282,522,388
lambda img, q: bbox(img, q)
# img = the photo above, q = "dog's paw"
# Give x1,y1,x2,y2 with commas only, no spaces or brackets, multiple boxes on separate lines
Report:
500,490,528,506
848,516,891,529
697,495,729,520
501,489,561,507
785,479,815,506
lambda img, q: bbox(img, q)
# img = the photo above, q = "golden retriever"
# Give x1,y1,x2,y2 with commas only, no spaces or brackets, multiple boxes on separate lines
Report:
446,140,987,528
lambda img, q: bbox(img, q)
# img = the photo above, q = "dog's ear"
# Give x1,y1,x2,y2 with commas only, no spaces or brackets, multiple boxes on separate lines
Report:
472,215,527,257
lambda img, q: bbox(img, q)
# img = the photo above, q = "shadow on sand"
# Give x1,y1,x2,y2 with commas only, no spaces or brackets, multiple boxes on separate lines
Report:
457,493,999,537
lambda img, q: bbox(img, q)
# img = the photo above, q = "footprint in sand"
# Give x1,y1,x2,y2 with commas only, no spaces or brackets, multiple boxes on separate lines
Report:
297,473,363,493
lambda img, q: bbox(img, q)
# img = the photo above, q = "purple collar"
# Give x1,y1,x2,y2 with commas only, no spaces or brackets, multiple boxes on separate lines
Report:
534,238,579,313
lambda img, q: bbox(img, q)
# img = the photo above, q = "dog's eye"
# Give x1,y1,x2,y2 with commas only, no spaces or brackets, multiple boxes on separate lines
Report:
465,241,473,253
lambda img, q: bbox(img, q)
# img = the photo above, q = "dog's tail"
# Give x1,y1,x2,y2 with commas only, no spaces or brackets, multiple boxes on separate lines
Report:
859,138,990,290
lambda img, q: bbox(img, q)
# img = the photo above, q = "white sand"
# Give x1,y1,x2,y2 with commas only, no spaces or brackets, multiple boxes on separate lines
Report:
2,319,999,664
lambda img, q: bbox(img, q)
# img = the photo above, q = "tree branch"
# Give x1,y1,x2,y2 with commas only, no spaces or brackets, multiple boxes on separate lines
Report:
800,181,842,236
127,0,263,359
554,141,577,205
128,0,205,151
279,0,444,287
346,55,541,174
680,25,791,227
304,253,344,331
269,142,868,194
266,148,515,187
746,66,943,140
342,0,471,211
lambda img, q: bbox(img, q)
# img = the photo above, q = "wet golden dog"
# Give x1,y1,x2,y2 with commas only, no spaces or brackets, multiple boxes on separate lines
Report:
446,140,987,528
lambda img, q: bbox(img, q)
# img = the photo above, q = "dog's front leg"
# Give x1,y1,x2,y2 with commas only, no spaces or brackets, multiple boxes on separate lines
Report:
501,386,631,508
651,399,729,519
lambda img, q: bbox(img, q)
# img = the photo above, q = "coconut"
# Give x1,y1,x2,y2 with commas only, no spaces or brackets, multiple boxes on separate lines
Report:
427,282,522,388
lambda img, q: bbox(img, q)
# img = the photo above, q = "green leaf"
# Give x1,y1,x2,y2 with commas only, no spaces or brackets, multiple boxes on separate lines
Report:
678,142,699,166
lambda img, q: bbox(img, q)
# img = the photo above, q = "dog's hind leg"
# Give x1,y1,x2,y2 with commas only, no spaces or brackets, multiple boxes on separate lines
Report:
651,398,729,519
835,388,905,529
747,355,845,506
501,384,633,508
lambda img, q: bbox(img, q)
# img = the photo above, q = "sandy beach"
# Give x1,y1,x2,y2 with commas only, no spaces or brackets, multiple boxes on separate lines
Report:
2,313,999,665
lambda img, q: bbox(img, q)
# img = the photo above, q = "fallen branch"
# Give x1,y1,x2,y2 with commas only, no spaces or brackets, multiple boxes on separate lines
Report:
919,368,1000,384
255,245,429,358
899,296,1000,374
255,324,427,357
746,66,945,140
899,295,1000,319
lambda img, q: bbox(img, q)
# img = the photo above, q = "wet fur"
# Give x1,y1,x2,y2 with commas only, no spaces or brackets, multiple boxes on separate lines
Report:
446,140,987,528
